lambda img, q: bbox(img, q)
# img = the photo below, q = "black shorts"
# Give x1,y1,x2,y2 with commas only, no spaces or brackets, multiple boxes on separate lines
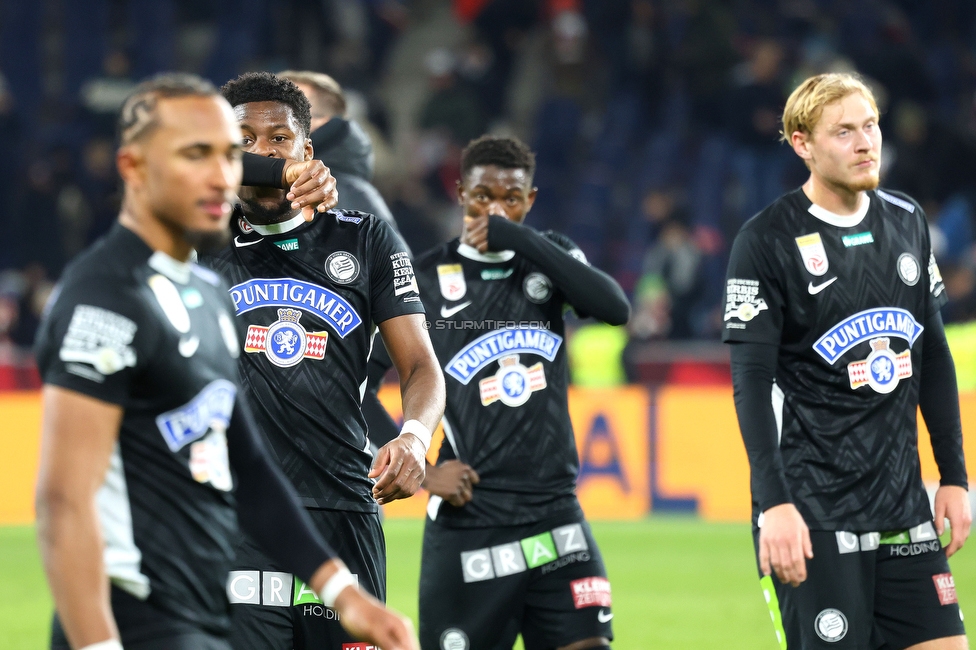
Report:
756,521,965,649
228,508,385,650
51,585,232,650
419,506,613,650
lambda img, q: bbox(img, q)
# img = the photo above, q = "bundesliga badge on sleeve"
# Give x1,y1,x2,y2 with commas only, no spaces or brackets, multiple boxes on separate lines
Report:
244,308,328,368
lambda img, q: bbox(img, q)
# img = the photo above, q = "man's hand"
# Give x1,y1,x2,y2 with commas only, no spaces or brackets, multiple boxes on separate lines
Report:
461,215,490,252
935,485,972,557
369,433,427,505
335,586,418,650
758,503,813,587
423,460,480,507
282,159,338,221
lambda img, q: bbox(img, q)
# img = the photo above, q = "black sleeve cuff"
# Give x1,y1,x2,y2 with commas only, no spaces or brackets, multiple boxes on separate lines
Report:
241,153,286,188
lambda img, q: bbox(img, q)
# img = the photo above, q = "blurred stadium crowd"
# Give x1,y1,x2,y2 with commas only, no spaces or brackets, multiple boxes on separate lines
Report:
2,0,976,382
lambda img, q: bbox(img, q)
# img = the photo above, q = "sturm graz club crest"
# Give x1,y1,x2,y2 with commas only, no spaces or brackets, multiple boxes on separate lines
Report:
479,354,547,407
847,337,911,394
244,308,329,368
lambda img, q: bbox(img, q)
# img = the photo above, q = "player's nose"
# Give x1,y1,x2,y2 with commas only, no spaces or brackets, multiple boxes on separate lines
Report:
488,200,507,217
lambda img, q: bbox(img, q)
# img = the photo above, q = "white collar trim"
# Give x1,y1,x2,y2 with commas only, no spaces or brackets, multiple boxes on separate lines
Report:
457,243,515,262
807,194,870,228
149,251,192,284
246,212,307,236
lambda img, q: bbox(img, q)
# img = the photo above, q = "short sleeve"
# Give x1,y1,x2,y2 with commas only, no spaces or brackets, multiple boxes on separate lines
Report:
722,228,785,344
35,279,156,405
368,219,426,325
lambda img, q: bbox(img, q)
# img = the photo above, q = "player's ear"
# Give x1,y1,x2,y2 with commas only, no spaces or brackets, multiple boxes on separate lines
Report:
456,180,465,206
791,131,813,162
116,144,145,187
303,138,314,162
526,186,538,212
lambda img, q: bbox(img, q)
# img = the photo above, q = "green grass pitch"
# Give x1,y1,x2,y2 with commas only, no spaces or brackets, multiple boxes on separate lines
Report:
3,519,973,649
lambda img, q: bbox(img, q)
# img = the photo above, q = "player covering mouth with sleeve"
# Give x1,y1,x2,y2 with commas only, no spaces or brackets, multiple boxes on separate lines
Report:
369,135,629,650
724,72,971,649
201,72,445,650
33,73,418,650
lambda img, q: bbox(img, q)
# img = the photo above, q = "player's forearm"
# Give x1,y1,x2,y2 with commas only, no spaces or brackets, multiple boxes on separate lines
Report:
919,311,968,488
241,151,286,188
486,215,631,325
730,342,793,510
36,494,118,647
398,355,446,434
228,400,338,581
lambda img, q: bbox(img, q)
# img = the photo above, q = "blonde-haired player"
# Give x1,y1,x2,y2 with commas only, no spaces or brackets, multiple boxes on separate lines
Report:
723,72,970,649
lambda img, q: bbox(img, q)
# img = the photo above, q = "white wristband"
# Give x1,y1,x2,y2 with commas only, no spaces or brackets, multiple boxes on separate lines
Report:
319,566,357,608
79,641,123,650
399,419,432,452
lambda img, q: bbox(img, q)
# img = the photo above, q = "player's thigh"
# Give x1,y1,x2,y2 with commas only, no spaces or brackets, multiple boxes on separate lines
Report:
294,510,388,649
520,518,613,650
757,530,878,648
227,533,296,650
874,527,965,650
419,518,525,650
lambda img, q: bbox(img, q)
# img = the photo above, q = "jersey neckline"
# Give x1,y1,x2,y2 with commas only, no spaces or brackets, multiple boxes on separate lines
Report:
457,242,514,263
804,191,871,228
244,212,307,236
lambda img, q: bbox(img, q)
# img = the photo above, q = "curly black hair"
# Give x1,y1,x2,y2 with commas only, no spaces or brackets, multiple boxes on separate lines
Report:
221,72,312,138
460,135,536,181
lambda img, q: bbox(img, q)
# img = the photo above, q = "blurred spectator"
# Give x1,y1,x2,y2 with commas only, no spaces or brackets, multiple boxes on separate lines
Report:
79,50,138,136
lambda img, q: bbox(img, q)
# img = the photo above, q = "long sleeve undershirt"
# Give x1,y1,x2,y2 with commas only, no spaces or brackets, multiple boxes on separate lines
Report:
241,152,286,188
229,397,336,583
486,215,631,325
730,309,967,513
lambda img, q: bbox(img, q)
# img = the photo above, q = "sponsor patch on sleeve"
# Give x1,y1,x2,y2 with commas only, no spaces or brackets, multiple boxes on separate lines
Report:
58,305,138,377
929,252,945,298
391,252,419,296
570,576,612,609
724,279,768,328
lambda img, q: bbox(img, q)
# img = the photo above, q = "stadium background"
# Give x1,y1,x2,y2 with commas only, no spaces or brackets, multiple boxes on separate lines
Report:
2,0,976,647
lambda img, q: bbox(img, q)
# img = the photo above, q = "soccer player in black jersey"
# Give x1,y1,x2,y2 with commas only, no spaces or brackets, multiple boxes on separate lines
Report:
407,136,630,650
203,72,445,650
34,73,417,650
724,72,972,649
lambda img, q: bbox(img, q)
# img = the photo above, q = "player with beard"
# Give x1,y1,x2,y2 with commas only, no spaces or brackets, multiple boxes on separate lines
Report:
34,73,418,650
203,72,445,650
724,72,971,649
402,135,630,650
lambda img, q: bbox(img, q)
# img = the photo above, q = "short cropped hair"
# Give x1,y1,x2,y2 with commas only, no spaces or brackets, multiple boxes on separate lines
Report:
221,72,312,138
781,73,879,142
117,73,218,145
460,135,536,182
278,70,346,119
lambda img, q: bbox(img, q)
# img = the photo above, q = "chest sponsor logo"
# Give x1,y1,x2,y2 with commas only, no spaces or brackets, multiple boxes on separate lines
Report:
933,573,958,606
244,308,328,368
445,327,562,384
437,264,466,300
523,272,552,303
813,308,923,364
479,354,546,407
897,252,920,286
570,577,612,609
815,608,848,642
461,523,589,583
325,251,360,284
229,278,362,338
481,267,513,281
181,287,203,309
724,279,767,324
847,337,912,393
155,379,236,452
273,238,299,251
928,252,945,297
842,231,874,247
795,233,829,276
59,305,138,377
391,252,419,296
440,629,469,650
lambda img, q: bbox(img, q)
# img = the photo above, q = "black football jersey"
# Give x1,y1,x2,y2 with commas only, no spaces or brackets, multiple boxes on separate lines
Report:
203,210,423,512
416,235,587,528
35,224,248,633
723,188,948,531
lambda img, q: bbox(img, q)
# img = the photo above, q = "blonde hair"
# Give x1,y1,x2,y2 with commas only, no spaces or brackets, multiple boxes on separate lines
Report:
780,73,878,142
278,70,346,119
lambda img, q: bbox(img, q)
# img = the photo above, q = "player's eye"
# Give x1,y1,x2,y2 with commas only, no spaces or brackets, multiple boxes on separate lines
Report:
241,137,254,146
507,197,520,205
837,130,849,138
272,136,288,143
